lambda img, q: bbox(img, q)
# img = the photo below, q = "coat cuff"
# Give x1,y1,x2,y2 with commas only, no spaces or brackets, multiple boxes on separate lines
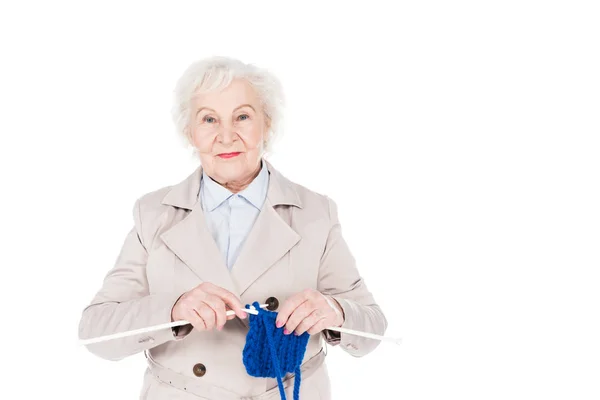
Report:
168,292,193,340
140,291,192,344
322,296,350,346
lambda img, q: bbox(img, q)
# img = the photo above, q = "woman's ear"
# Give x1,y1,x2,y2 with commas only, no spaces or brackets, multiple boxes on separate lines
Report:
185,126,193,146
264,114,272,131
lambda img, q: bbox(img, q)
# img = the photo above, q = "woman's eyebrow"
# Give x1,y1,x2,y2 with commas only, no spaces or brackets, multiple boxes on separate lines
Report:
196,104,254,117
234,104,255,112
196,107,215,117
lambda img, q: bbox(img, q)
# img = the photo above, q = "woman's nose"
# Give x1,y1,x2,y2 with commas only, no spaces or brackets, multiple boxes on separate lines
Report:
217,125,236,144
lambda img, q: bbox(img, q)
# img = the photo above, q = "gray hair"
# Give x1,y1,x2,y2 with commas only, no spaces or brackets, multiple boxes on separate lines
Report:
171,56,285,156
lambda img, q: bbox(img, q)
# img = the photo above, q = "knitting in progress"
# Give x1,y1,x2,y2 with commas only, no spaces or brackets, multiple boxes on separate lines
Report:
78,302,400,400
243,301,310,400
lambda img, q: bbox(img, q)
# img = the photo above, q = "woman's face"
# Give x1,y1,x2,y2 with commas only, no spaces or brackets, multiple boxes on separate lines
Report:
190,78,268,187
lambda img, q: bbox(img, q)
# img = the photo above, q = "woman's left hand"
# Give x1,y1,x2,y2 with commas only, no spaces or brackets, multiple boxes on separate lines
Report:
275,289,345,336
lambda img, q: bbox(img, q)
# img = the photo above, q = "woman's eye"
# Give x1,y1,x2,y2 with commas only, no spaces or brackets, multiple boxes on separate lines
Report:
204,116,216,123
238,114,249,121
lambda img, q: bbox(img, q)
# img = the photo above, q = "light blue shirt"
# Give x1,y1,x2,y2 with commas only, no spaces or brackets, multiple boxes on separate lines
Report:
199,160,269,270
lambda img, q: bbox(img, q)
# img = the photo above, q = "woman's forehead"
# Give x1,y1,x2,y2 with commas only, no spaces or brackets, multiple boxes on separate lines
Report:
192,79,261,111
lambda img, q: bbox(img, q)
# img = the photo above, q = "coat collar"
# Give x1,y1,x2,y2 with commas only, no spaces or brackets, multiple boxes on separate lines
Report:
158,159,302,301
161,159,302,210
201,159,269,212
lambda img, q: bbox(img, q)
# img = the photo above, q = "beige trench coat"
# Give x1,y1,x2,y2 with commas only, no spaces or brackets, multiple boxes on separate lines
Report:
78,160,388,399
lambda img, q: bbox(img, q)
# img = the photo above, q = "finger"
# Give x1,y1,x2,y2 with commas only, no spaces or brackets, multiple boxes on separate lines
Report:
186,309,206,331
225,306,236,320
196,302,216,330
203,295,227,330
276,291,311,328
205,285,247,320
295,308,327,335
284,300,314,334
307,317,331,335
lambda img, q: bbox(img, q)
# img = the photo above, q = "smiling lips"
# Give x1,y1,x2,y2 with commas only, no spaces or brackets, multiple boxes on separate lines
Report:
217,152,241,159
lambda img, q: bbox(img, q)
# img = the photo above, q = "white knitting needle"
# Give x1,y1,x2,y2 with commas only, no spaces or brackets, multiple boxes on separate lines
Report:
325,327,402,345
79,303,402,346
78,304,267,345
243,304,401,345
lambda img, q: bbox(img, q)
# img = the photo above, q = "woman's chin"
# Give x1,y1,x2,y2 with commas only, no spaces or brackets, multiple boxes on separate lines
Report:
214,163,247,181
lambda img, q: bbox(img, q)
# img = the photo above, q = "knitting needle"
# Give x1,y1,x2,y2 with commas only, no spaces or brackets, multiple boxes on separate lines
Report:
325,326,402,345
79,304,403,346
78,304,268,345
244,305,402,345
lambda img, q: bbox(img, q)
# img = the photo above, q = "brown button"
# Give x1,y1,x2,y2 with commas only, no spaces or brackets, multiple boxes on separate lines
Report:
265,296,279,311
192,363,206,377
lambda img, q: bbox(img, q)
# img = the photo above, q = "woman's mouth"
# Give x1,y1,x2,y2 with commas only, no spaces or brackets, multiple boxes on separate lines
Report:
217,152,241,159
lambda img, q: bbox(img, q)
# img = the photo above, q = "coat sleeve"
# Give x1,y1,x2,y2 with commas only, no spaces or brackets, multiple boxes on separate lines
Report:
78,198,189,361
317,196,388,357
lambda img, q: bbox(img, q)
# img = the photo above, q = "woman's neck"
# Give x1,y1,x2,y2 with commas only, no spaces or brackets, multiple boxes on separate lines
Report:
219,163,262,194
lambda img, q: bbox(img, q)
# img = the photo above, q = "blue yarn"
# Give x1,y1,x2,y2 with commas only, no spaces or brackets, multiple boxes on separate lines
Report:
243,301,310,400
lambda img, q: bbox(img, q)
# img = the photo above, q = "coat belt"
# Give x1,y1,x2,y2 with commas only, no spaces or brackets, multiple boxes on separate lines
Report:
145,348,326,399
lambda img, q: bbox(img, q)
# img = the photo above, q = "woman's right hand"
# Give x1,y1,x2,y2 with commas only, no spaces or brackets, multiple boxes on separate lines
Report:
171,282,247,331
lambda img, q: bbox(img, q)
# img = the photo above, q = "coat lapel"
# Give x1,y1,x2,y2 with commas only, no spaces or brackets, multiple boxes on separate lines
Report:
229,161,303,296
160,201,240,297
158,167,239,297
157,161,303,299
229,197,300,296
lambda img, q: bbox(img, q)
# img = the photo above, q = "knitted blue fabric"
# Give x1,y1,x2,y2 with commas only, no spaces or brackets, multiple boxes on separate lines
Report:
242,301,310,400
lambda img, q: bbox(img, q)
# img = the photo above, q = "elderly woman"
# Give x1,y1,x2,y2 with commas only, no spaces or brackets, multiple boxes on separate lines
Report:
78,56,388,400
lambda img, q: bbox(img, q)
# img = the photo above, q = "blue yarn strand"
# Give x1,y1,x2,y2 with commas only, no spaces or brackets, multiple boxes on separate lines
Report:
264,317,286,400
293,365,301,400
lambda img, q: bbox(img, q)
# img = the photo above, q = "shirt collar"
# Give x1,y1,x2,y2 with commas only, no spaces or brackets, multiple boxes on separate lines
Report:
201,159,269,212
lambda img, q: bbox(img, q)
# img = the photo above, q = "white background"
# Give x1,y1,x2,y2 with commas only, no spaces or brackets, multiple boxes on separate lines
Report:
1,1,599,399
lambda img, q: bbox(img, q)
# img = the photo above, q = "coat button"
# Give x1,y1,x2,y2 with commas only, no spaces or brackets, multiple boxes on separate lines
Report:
265,296,279,311
192,363,206,377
